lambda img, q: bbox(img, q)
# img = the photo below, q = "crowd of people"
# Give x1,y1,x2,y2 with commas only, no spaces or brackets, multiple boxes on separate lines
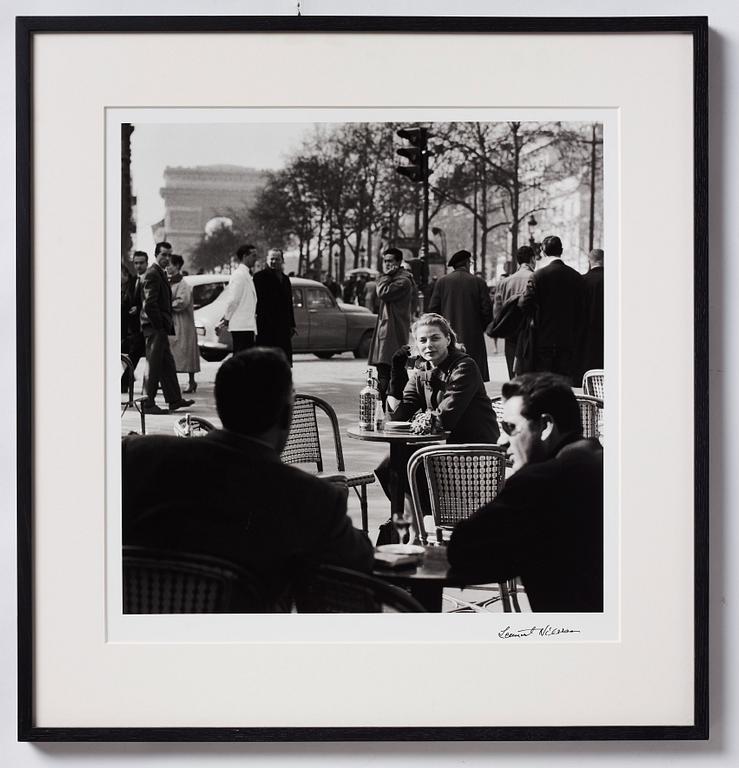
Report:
488,235,604,383
121,241,296,413
121,233,605,614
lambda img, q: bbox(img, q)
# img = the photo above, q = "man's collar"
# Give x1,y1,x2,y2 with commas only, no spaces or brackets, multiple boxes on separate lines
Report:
205,429,280,457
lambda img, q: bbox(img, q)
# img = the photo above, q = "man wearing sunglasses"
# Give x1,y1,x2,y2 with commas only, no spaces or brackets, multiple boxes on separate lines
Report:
448,372,603,612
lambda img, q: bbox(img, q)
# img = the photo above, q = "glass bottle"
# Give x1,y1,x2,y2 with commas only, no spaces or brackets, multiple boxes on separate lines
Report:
359,369,377,430
374,395,385,432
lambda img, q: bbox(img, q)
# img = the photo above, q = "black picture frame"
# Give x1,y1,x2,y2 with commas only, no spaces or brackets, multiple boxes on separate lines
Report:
16,14,709,742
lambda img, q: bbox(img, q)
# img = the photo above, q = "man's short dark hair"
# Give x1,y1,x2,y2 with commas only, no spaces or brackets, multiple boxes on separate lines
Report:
516,245,536,265
502,372,581,435
154,241,173,256
541,236,563,257
132,250,148,261
383,247,403,262
236,244,256,260
215,348,292,436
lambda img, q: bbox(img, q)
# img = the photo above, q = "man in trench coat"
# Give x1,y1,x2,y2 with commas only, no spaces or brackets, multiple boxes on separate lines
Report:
428,249,493,381
368,247,415,403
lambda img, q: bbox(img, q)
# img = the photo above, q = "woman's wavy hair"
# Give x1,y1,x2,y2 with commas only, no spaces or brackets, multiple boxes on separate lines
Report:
411,313,459,352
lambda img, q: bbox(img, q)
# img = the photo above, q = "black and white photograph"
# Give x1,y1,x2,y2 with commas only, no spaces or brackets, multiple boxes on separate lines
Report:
13,13,709,741
117,115,608,619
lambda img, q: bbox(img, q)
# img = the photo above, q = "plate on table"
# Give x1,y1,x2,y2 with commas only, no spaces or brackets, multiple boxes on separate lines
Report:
384,421,412,431
377,543,425,555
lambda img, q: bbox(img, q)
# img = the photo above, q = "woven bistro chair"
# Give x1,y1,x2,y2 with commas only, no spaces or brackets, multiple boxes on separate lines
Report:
281,394,375,534
294,564,425,613
407,444,521,612
173,414,217,438
120,354,146,434
582,369,604,399
575,394,604,442
122,546,267,613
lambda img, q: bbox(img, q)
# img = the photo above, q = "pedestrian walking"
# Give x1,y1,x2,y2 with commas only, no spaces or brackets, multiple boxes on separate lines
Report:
518,235,585,383
219,243,258,355
254,248,297,365
139,242,194,414
367,247,415,403
166,254,200,394
494,245,536,378
580,248,604,375
428,249,493,381
121,250,149,392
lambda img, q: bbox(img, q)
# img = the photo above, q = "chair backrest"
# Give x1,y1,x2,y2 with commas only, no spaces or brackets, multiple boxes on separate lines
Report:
122,546,265,613
173,414,217,437
280,393,345,472
408,444,508,543
582,369,604,399
575,394,604,441
294,565,425,613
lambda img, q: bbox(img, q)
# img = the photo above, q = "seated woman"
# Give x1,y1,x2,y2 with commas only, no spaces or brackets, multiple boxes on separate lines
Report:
391,313,499,442
375,313,499,532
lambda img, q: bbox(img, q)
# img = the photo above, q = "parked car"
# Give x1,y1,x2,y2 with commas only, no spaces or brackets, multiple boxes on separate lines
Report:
187,274,377,362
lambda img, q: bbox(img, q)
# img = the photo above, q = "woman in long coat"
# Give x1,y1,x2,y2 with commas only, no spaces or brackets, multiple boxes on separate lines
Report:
166,254,200,393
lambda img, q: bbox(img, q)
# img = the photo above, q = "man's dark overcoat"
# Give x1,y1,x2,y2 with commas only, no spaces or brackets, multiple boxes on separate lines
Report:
519,258,585,381
428,268,493,381
580,265,604,374
122,430,374,609
140,262,175,336
254,269,296,364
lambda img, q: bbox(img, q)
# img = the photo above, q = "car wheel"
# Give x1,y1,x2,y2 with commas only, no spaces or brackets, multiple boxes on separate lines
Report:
314,352,335,360
199,347,228,363
353,331,372,359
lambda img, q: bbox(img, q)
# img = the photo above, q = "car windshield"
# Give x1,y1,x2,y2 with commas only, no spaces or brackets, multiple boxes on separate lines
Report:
192,281,227,310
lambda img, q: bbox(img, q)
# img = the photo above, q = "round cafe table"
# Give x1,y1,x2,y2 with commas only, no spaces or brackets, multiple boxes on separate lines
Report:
346,425,448,520
372,545,476,612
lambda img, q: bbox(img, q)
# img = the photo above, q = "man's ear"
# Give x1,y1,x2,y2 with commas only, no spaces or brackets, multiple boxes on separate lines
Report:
540,413,556,441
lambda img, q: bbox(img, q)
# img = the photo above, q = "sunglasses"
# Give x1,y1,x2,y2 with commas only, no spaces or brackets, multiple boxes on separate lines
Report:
500,420,522,437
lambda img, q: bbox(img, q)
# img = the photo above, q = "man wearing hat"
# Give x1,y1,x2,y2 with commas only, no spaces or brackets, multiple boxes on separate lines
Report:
428,249,493,381
519,235,585,383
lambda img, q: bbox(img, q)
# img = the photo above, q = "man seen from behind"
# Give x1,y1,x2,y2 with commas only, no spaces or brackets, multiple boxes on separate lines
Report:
123,348,374,611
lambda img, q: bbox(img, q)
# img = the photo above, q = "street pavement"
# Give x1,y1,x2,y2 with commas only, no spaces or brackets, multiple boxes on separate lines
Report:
121,337,509,542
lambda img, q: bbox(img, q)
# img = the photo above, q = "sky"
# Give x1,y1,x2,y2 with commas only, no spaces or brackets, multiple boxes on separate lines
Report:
130,122,317,253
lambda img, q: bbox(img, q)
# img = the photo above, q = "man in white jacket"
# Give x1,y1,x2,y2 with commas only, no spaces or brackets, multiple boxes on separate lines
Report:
219,244,258,354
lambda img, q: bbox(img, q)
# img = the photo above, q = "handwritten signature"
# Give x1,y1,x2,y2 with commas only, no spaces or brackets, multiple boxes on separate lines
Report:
498,624,581,639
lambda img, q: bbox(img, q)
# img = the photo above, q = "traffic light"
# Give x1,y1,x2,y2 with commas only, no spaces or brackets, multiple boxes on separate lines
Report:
395,126,431,182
